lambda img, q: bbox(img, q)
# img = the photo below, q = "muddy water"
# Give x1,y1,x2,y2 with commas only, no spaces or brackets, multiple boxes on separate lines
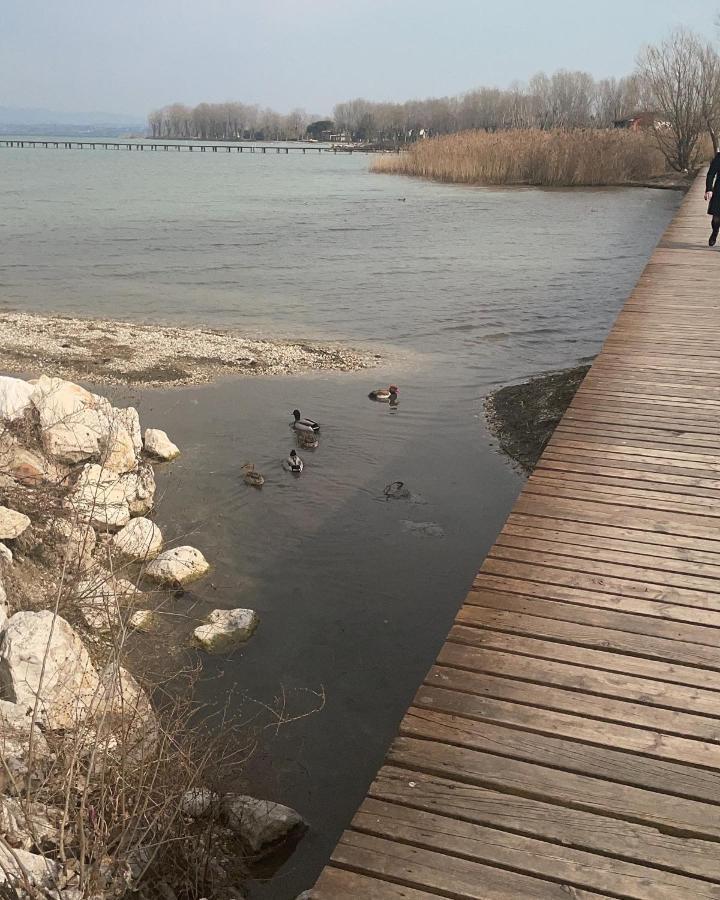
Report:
2,146,681,897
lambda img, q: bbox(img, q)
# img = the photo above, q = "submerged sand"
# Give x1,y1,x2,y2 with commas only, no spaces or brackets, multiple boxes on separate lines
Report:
0,312,379,386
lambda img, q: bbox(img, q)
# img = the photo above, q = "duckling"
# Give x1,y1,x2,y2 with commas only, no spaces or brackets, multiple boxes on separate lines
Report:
291,409,320,433
369,385,399,402
241,463,265,487
297,430,319,449
284,449,304,473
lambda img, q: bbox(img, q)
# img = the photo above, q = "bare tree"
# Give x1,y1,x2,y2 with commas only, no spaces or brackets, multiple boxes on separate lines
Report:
636,28,708,170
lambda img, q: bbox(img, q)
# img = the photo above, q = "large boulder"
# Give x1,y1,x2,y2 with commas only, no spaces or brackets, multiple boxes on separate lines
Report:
117,406,142,456
0,376,34,421
144,428,180,461
48,518,96,573
0,845,57,890
0,432,67,485
100,418,137,473
92,663,157,757
0,506,30,540
180,788,218,818
68,463,130,531
193,608,258,653
121,463,156,516
112,517,163,561
222,795,307,856
0,610,101,730
75,572,140,632
145,546,209,585
0,796,59,851
0,699,51,783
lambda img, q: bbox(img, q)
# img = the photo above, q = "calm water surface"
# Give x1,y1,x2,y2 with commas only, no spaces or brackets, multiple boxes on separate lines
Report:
1,148,680,897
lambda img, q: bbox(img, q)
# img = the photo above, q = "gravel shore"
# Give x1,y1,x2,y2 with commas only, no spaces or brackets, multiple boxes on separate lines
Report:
0,312,379,386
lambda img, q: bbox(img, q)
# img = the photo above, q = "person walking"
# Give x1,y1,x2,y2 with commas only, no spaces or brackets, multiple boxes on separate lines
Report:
705,150,720,246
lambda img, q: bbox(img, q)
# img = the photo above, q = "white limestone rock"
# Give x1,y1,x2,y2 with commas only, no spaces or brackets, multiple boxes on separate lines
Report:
49,518,96,573
0,506,30,540
121,463,156,516
0,376,34,421
193,608,258,652
100,419,137,473
0,796,59,851
0,699,51,781
0,543,11,566
180,787,219,818
144,427,180,461
129,608,157,632
75,572,139,632
117,406,142,455
222,795,307,856
145,545,209,584
68,463,130,530
0,845,58,890
0,432,67,485
92,663,157,757
112,517,163,560
0,610,101,730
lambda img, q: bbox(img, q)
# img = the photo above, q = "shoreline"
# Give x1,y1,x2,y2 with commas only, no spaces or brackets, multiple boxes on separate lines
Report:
0,312,380,387
485,363,592,473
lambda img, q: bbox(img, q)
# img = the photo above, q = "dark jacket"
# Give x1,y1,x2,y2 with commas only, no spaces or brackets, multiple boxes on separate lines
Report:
707,154,720,215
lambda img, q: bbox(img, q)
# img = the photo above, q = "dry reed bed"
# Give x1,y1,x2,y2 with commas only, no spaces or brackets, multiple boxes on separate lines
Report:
372,129,671,186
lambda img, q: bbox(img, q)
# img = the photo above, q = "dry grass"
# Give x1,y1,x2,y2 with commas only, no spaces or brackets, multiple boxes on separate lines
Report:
372,128,675,187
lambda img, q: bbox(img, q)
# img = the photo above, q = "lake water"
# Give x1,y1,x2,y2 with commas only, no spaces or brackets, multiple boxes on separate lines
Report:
1,146,680,898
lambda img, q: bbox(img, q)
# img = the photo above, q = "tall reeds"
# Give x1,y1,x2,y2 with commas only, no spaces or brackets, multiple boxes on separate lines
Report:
371,129,672,187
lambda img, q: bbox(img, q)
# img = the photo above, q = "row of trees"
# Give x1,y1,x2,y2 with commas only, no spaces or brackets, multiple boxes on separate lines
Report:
148,102,311,141
332,73,650,142
147,28,720,171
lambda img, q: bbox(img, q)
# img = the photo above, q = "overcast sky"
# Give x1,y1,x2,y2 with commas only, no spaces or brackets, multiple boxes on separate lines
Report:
0,0,715,118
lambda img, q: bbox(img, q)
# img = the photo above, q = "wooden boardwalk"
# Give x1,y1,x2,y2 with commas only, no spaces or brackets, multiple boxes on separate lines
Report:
312,173,720,899
0,139,381,154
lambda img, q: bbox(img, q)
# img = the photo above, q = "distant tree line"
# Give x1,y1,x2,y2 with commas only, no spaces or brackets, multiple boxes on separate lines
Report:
148,27,720,172
148,102,311,141
332,72,650,142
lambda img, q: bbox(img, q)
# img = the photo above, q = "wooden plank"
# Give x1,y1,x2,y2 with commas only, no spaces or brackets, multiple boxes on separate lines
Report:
369,766,720,882
471,571,720,626
332,830,609,899
505,512,720,557
388,734,720,840
312,867,439,899
412,682,720,770
352,798,720,899
429,655,720,735
448,624,720,691
476,559,720,616
484,542,720,599
496,528,720,577
458,602,720,670
466,587,720,643
401,705,720,803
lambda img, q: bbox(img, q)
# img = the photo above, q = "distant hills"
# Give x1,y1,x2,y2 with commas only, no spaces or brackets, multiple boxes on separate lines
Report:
0,106,145,136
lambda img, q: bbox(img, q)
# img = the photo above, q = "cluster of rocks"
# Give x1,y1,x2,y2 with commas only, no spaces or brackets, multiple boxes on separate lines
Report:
0,374,304,895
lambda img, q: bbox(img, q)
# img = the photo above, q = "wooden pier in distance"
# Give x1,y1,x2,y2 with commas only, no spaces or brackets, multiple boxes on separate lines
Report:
0,139,380,154
312,173,720,898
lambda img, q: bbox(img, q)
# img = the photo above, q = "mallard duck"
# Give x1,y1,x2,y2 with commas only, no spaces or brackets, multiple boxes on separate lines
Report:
291,409,320,433
368,385,399,402
297,430,319,449
384,480,410,500
284,449,304,473
242,463,265,487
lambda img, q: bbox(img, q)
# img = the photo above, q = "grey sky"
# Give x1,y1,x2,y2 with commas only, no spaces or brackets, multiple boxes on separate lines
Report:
0,0,715,119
